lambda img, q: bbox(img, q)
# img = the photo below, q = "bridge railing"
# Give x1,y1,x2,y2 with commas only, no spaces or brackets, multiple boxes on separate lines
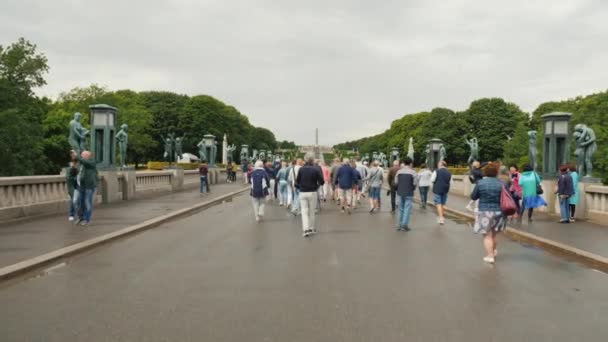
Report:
0,168,225,222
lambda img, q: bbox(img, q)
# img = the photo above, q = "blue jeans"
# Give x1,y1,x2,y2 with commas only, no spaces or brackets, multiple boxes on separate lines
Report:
74,188,95,221
278,180,289,204
559,197,570,221
419,186,429,207
292,188,300,212
69,190,83,217
200,176,209,193
397,195,413,227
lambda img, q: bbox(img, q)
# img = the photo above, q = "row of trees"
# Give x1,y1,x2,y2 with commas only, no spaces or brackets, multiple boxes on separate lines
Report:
334,98,527,166
334,94,607,181
1,38,279,176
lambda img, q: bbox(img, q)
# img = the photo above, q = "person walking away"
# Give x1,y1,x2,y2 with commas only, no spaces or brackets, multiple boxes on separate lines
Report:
557,165,574,224
66,155,81,222
470,163,507,264
365,160,384,213
284,160,295,208
518,164,547,222
264,162,276,201
242,159,250,184
249,160,270,223
199,160,210,194
289,159,304,215
417,164,432,209
276,161,289,206
296,155,325,237
356,160,369,204
71,150,97,226
431,160,451,225
321,161,331,202
465,161,483,212
273,158,281,199
335,158,357,214
508,165,522,219
568,163,579,222
350,160,361,209
330,158,340,203
394,157,417,231
388,160,400,213
225,162,233,183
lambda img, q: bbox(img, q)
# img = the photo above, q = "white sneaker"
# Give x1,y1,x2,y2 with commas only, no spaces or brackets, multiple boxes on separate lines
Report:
68,216,75,222
483,256,495,264
439,218,445,225
465,205,474,212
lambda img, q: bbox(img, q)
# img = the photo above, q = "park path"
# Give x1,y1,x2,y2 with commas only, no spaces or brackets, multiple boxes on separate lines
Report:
0,191,606,341
0,180,247,268
438,192,608,258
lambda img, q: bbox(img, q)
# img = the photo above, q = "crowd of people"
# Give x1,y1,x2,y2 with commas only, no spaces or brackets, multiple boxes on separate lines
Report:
63,147,580,266
243,154,458,238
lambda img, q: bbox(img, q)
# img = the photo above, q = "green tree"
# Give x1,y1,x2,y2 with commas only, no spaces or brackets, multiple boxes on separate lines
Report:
0,38,49,176
462,98,528,162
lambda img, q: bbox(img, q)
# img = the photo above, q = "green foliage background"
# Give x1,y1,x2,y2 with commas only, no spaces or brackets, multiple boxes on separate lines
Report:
0,38,278,176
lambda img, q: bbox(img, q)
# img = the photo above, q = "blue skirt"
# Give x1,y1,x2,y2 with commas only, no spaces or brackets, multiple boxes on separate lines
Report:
522,195,547,209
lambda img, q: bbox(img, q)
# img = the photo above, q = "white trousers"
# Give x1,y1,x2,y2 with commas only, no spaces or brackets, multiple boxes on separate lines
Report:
299,192,317,232
251,197,265,219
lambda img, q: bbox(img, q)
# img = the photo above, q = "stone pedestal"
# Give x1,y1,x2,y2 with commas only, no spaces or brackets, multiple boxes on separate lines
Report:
541,179,556,214
99,170,121,204
170,168,184,192
121,169,137,200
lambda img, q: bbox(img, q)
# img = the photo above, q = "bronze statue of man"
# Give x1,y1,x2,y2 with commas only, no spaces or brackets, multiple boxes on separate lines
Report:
528,131,537,171
573,124,597,177
115,124,128,168
69,112,89,154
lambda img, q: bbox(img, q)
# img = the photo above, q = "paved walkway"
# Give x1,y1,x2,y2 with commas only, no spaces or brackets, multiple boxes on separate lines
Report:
0,181,247,268
438,192,608,258
1,191,606,341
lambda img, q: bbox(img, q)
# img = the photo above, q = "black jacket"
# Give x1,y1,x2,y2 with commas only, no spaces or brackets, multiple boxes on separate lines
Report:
296,164,325,192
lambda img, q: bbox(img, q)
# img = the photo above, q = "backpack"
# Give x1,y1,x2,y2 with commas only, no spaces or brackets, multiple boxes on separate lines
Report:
500,185,517,216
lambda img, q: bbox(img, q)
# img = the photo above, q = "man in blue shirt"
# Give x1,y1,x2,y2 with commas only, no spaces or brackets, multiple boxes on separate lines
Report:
335,158,359,214
431,160,452,225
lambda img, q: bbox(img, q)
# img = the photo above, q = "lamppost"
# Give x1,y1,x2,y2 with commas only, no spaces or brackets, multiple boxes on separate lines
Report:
89,104,118,169
202,134,217,167
541,112,571,177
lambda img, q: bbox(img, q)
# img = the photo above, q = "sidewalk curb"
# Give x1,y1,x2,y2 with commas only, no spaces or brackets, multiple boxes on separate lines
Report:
422,200,608,272
0,187,249,282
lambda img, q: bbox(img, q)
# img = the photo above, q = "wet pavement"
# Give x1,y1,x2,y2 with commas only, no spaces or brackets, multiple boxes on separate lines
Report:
442,192,608,258
0,181,246,268
0,192,606,341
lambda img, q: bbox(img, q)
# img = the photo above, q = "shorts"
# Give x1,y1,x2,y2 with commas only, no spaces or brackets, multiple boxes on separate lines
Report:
338,188,353,203
369,186,381,200
433,193,448,205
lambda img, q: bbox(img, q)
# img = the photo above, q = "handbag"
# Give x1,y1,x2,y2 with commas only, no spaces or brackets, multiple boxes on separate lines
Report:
500,186,517,216
534,173,544,195
536,184,544,195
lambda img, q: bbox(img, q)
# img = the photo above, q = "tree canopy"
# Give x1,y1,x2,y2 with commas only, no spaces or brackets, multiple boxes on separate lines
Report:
1,38,279,176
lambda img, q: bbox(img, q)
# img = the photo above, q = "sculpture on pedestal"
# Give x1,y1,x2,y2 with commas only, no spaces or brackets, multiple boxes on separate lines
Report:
68,112,89,154
226,144,236,163
407,137,415,161
390,148,399,163
115,124,128,168
378,152,387,167
464,136,479,164
424,144,430,166
573,124,597,178
210,140,217,165
252,149,259,161
372,152,378,161
174,134,186,162
439,145,447,163
161,133,175,162
197,138,208,162
240,145,249,164
527,131,537,171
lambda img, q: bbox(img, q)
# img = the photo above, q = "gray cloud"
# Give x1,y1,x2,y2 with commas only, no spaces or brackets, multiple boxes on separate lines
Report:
2,0,607,145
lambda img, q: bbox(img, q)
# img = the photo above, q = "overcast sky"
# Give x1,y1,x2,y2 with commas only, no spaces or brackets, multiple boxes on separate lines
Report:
2,0,607,145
